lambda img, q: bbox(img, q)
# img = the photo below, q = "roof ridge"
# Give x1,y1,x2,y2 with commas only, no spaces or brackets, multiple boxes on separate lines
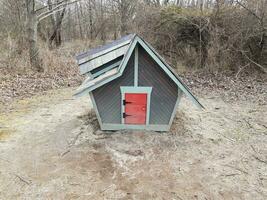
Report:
76,33,136,61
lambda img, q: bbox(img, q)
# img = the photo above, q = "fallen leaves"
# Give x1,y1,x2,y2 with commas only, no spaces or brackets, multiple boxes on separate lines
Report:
180,70,267,105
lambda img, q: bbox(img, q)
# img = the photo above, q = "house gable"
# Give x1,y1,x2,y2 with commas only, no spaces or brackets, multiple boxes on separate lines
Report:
138,44,179,124
75,34,204,109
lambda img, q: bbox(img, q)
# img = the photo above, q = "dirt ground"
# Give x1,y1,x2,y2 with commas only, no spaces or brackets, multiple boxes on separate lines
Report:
0,88,266,199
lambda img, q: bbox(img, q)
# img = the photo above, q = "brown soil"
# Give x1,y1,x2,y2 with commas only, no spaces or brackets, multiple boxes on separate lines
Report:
0,88,266,199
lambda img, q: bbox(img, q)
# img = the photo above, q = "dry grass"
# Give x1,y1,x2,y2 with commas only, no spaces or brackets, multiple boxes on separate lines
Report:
0,39,100,106
0,38,113,108
1,38,266,112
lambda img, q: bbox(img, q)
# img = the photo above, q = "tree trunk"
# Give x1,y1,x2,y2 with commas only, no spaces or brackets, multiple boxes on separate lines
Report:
89,0,94,40
48,0,66,48
75,2,83,39
119,2,127,36
100,0,106,42
49,8,66,47
120,13,127,36
26,5,43,72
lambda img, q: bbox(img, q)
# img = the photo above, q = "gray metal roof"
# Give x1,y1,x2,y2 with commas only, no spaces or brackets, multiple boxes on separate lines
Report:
76,34,135,61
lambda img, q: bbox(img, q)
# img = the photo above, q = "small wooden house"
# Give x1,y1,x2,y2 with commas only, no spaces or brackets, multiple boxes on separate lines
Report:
75,34,203,131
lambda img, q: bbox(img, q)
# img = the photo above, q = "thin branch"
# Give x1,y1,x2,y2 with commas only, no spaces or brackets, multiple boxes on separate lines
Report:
38,7,65,22
241,51,267,73
32,0,35,12
37,0,70,19
35,0,65,13
251,145,267,164
37,0,80,22
14,174,31,185
236,0,261,20
235,63,250,78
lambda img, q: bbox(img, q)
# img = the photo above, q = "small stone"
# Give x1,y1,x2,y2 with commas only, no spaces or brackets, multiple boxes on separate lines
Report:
94,130,103,135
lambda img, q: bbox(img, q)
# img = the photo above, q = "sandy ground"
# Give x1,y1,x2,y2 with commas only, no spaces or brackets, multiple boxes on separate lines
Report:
0,88,266,199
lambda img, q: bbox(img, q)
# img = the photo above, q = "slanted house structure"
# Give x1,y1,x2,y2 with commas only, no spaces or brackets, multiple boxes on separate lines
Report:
75,34,203,131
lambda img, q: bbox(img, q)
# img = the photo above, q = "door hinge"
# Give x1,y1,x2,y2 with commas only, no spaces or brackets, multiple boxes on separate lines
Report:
123,113,131,118
123,100,132,105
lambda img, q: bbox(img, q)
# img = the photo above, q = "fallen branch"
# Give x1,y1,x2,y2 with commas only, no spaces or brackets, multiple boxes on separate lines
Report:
224,173,240,177
235,63,250,78
242,52,267,73
244,118,253,129
69,130,83,147
94,136,111,140
219,133,235,142
251,145,267,164
224,164,248,175
100,185,113,194
60,149,70,157
14,174,31,185
253,155,267,164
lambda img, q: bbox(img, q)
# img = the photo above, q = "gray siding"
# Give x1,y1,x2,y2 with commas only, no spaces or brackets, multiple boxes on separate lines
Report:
138,46,178,125
92,54,134,124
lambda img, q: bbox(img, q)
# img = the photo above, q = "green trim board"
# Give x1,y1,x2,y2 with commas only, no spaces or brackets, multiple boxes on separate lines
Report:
168,88,183,128
81,75,91,85
74,69,120,97
134,45,139,86
120,86,152,125
89,92,103,129
91,60,121,78
101,123,169,132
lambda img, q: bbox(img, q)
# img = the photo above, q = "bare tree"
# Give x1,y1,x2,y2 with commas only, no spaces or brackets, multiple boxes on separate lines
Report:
47,0,67,47
1,0,266,74
236,0,266,73
111,0,136,36
25,0,78,72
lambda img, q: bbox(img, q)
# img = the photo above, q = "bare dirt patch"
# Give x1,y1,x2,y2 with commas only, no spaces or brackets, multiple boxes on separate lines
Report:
0,88,266,199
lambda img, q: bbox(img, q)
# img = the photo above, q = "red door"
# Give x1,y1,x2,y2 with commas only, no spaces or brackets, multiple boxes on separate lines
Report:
124,93,147,124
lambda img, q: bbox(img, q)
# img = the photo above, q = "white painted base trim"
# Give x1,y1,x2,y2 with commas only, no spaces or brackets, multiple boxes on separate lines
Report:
101,123,170,132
